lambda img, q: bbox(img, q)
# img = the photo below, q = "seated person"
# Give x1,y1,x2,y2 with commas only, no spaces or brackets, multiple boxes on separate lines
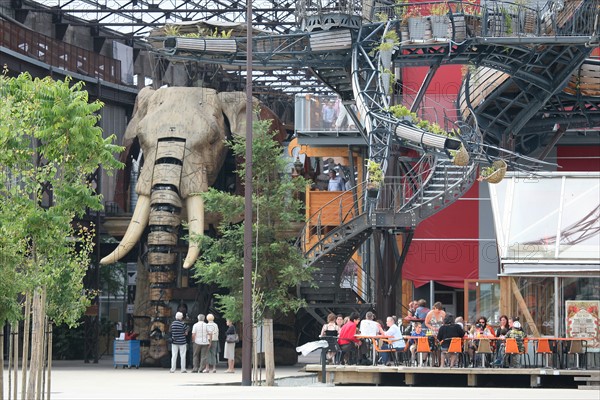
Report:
358,311,385,363
320,312,339,363
359,311,385,336
380,316,406,365
408,322,427,365
437,314,464,367
468,316,496,365
337,312,362,364
505,321,526,368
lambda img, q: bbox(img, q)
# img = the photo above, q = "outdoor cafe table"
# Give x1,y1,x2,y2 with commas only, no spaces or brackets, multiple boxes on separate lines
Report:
355,335,388,366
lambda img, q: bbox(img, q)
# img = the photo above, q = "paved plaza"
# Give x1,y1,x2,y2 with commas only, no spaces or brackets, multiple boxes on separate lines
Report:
3,354,599,400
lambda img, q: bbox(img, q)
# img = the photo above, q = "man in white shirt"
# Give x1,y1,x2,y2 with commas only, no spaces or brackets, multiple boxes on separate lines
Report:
191,314,212,373
359,311,385,336
381,316,406,365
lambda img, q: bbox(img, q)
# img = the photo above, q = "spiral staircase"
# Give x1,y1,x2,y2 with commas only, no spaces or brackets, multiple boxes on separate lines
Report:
152,0,600,326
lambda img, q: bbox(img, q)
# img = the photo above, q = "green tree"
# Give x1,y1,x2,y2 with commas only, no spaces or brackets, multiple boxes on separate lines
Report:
0,71,123,398
191,119,312,322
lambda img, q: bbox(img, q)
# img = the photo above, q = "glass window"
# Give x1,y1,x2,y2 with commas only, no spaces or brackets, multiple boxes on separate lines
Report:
558,178,600,259
465,280,500,326
512,277,555,336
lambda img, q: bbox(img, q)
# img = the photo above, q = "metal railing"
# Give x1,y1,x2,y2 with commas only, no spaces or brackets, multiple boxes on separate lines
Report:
0,19,122,84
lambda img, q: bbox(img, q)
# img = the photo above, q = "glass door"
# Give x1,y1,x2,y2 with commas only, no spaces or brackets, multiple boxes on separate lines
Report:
464,280,500,329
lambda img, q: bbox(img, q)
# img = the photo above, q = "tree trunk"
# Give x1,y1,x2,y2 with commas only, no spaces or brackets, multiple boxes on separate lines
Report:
21,295,31,400
263,319,275,386
46,322,53,400
1,322,4,400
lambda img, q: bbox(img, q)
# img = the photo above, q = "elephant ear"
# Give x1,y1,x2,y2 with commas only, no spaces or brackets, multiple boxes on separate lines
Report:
217,91,260,138
123,87,155,147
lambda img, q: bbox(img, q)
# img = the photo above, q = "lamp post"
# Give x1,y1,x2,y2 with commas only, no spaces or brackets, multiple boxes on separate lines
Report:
242,0,253,387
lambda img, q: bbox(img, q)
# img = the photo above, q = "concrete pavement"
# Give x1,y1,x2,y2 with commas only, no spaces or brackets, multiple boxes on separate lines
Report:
3,354,600,400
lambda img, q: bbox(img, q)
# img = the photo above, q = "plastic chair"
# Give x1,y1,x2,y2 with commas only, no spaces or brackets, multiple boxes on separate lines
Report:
373,339,394,365
535,338,555,368
445,337,464,367
416,337,432,367
504,337,530,367
475,339,492,367
566,340,586,369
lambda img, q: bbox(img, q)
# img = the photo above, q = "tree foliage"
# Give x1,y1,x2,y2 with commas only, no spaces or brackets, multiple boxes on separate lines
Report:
0,71,124,327
192,119,312,322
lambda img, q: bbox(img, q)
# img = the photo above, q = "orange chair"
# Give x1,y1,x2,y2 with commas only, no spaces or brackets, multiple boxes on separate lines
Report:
416,337,432,367
535,338,554,368
373,339,395,365
504,338,530,367
445,337,465,367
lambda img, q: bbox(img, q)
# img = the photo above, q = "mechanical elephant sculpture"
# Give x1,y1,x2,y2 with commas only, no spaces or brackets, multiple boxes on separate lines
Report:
101,86,283,364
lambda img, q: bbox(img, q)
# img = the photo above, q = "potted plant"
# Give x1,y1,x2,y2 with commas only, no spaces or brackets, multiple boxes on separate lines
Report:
373,30,400,69
388,104,417,122
365,159,384,196
404,5,429,41
477,159,507,183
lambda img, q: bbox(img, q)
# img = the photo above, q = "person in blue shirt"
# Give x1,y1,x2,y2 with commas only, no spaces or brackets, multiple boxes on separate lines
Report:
408,322,427,366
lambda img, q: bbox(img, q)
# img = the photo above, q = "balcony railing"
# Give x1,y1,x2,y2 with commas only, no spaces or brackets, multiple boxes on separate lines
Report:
0,19,122,84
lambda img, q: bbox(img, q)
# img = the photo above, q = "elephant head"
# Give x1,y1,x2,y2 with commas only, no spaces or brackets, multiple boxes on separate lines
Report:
100,86,259,269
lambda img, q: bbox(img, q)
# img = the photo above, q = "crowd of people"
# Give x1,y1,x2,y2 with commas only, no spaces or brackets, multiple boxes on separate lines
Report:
320,299,527,368
168,308,238,374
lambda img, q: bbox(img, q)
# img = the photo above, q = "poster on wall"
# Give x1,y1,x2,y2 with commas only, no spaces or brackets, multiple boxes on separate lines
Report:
566,300,600,352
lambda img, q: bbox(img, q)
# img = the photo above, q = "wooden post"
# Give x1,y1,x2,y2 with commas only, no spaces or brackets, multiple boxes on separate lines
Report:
499,276,512,317
263,319,275,386
510,277,540,337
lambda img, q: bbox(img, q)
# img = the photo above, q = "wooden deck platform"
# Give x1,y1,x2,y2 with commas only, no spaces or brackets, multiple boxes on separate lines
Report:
304,364,600,388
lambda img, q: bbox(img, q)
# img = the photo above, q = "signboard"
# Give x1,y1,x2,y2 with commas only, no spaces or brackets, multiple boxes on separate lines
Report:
566,300,600,352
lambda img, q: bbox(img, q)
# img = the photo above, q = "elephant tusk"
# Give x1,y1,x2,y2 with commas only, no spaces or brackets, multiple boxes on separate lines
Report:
182,195,204,269
100,195,150,265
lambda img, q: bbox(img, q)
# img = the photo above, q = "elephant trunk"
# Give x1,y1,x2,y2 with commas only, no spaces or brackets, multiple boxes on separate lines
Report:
146,138,185,339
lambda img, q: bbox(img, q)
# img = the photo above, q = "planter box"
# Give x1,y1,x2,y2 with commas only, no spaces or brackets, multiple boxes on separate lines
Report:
408,17,430,40
430,15,449,39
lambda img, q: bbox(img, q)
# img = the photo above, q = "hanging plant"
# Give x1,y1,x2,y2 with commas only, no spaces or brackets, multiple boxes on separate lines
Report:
478,159,507,183
451,144,470,166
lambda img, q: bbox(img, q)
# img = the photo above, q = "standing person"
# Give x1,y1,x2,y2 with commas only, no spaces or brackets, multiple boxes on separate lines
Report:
169,312,189,373
206,313,219,373
321,99,336,129
327,170,345,191
437,314,464,367
424,301,446,335
224,319,237,373
414,299,430,320
191,314,210,373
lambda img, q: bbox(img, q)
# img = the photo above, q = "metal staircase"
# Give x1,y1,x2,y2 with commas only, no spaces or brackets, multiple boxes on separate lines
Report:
150,0,600,325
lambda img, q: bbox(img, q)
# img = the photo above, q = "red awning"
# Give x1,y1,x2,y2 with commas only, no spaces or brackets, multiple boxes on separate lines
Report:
402,185,480,288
